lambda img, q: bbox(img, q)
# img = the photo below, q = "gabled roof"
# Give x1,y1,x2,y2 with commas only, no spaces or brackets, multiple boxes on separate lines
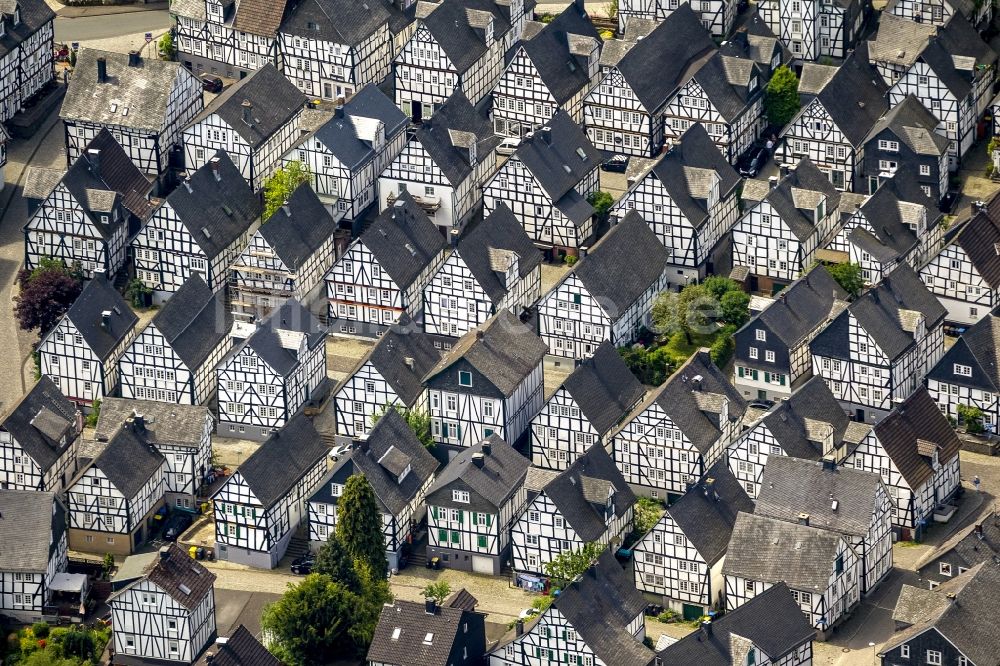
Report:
917,511,1000,574
724,512,849,590
754,158,841,241
872,387,962,489
110,544,215,611
517,3,600,105
560,341,645,436
239,298,326,377
571,212,670,317
367,592,485,666
258,182,333,270
426,436,529,511
457,204,542,305
150,273,231,370
647,123,741,228
359,192,447,291
61,49,196,133
224,414,327,508
62,273,138,361
0,377,77,472
918,14,997,100
656,583,814,665
281,0,390,45
0,0,54,61
412,92,500,186
719,11,789,76
865,94,948,156
304,84,408,169
231,0,288,36
209,625,279,666
189,64,305,148
95,399,211,451
944,195,1000,289
848,177,941,260
755,376,863,460
0,491,64,573
162,150,261,260
350,317,441,407
690,52,761,123
926,307,1000,391
417,0,512,74
92,421,165,498
867,13,935,69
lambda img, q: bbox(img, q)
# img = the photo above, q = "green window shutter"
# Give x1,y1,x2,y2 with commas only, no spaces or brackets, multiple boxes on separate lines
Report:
235,525,240,538
457,424,462,439
486,514,492,527
451,530,460,543
477,535,487,548
764,372,770,383
432,506,438,520
752,369,758,380
251,508,256,519
438,528,448,542
536,648,541,658
561,630,566,639
738,366,744,377
573,293,582,304
780,374,786,386
457,510,464,524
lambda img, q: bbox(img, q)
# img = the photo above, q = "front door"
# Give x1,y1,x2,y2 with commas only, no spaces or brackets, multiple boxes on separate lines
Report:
855,408,865,422
757,390,768,401
411,101,423,123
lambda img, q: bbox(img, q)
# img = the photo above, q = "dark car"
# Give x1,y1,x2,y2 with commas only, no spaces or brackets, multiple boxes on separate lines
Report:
291,556,315,575
601,154,629,173
163,512,193,541
200,74,224,93
739,145,769,178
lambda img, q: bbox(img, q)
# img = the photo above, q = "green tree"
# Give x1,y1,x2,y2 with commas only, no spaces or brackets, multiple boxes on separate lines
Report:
958,404,985,434
313,534,360,591
710,325,737,368
158,32,175,59
587,191,615,221
125,278,152,308
764,65,800,128
544,542,605,587
826,262,864,298
59,631,96,661
632,497,665,537
14,258,84,336
263,161,312,220
335,475,388,576
347,560,392,649
719,290,751,327
618,345,675,386
371,403,434,448
701,275,740,301
421,581,451,604
652,284,716,344
604,0,619,18
261,574,360,664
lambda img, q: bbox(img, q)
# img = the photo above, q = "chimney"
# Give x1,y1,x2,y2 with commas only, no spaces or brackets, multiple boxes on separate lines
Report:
404,357,415,370
88,148,101,177
210,157,222,181
182,180,193,194
768,175,778,189
127,50,141,67
976,523,984,538
282,200,291,217
96,57,107,83
132,410,145,432
159,545,170,562
700,620,712,639
75,409,84,434
822,458,836,472
703,477,715,496
471,453,485,469
691,374,704,391
515,620,524,637
475,329,484,340
482,441,492,456
100,310,112,331
424,598,437,614
205,655,215,664
537,126,552,145
241,99,253,125
797,512,810,526
685,477,696,492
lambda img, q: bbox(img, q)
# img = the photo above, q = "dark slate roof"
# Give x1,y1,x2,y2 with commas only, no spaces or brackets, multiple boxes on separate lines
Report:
719,11,789,77
849,177,940,260
132,544,216,610
864,94,949,156
413,92,500,186
0,0,54,61
648,123,742,228
95,399,210,450
367,595,483,666
873,387,962,490
458,204,542,305
352,318,440,407
927,308,1000,391
572,212,669,317
151,273,231,370
162,150,261,260
359,192,447,291
306,85,408,169
798,45,888,147
423,309,547,396
517,4,601,105
93,422,165,498
231,0,288,37
281,0,390,44
760,158,841,241
0,376,77,472
917,511,1000,575
663,459,753,566
949,197,1000,289
419,0,511,75
259,182,333,270
552,551,655,666
210,625,279,666
561,341,645,436
757,376,858,460
241,299,326,377
756,457,885,537
723,512,848,591
920,15,997,100
0,491,64,572
190,64,305,148
657,583,814,665
426,436,529,511
614,4,716,112
226,414,327,508
513,111,601,226
691,52,761,123
63,273,138,361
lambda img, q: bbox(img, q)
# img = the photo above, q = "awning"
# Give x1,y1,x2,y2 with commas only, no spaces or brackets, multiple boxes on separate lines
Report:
49,573,88,595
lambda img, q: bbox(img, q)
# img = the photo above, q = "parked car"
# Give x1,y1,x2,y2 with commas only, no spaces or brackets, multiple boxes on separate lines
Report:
497,137,520,156
328,443,352,461
291,556,315,575
200,74,224,93
163,512,194,541
601,154,629,173
739,145,769,178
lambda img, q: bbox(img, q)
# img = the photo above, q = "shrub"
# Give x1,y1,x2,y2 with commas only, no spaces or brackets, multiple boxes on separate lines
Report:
709,325,737,368
564,254,578,266
657,609,677,623
32,623,49,639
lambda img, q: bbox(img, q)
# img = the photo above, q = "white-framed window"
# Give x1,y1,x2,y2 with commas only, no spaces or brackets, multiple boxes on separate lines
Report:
749,347,758,359
900,644,910,658
926,650,942,665
755,329,766,341
452,490,470,503
939,562,952,576
954,364,972,377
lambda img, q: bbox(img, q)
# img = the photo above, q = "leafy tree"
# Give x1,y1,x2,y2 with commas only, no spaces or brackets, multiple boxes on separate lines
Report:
14,259,83,336
261,574,360,664
618,345,675,386
604,0,619,18
764,65,800,128
263,161,311,220
544,542,605,587
587,191,615,221
313,534,360,591
710,325,737,368
371,403,434,448
335,475,388,577
652,284,716,344
421,581,451,604
125,278,152,308
719,290,751,327
347,560,392,649
158,32,175,60
701,275,740,301
826,262,864,298
85,400,101,429
59,631,96,661
633,497,665,537
958,404,985,434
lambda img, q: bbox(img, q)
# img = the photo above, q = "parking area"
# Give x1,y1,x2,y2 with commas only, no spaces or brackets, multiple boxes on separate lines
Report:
214,588,282,637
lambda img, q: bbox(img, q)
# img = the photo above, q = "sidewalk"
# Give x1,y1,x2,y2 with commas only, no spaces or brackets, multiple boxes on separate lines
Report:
50,0,168,17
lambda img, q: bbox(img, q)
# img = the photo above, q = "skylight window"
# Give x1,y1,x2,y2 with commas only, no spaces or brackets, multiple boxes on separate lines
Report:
423,633,434,645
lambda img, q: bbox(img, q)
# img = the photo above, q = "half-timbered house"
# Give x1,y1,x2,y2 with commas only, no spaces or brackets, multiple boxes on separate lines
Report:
867,13,935,88
423,205,542,339
216,298,327,440
538,213,669,359
109,544,217,666
61,50,203,183
66,418,166,554
229,182,335,321
489,550,655,666
884,0,993,35
23,130,155,278
811,265,946,423
482,111,602,255
326,193,447,337
0,0,54,126
732,159,841,292
728,376,870,499
843,387,961,540
927,308,1000,430
530,341,644,470
919,196,1000,327
133,151,261,303
733,266,847,402
0,377,80,492
0,491,67,623
724,512,860,637
718,11,790,80
171,0,286,79
618,0,739,37
861,96,950,203
425,436,529,575
611,124,741,289
120,274,232,406
633,460,753,618
95,400,213,509
334,318,440,439
583,6,716,158
423,309,546,449
610,350,747,500
277,0,393,102
757,0,869,60
775,50,888,193
378,91,500,233
283,84,407,223
212,414,327,568
915,511,1000,586
491,3,601,136
38,273,139,408
181,64,306,190
307,409,438,570
368,592,488,666
511,446,635,577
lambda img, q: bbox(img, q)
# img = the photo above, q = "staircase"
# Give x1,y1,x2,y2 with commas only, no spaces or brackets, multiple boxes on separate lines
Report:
285,533,311,560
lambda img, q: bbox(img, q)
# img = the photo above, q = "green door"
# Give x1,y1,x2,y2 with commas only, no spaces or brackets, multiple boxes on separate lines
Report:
682,603,703,621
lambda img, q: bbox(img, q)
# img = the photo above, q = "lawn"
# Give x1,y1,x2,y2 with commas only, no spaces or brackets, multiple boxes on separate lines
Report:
660,330,724,364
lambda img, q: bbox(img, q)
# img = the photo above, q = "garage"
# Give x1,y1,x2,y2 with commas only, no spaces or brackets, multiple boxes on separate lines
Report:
472,556,493,575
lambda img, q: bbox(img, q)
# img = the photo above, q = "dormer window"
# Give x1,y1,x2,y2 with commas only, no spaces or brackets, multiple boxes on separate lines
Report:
459,371,472,387
468,141,477,167
815,198,826,220
954,364,972,377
